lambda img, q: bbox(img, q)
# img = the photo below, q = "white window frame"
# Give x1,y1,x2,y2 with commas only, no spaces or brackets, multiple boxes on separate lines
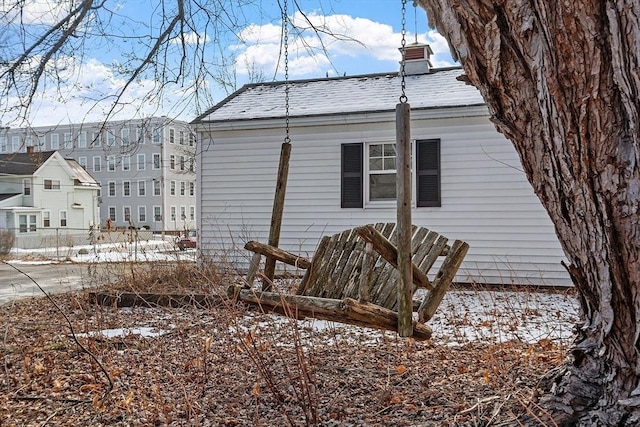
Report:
44,179,60,190
92,131,102,147
154,180,161,196
93,156,101,172
189,205,195,221
152,128,161,144
107,130,116,146
170,180,176,196
180,205,186,221
121,128,130,145
78,156,87,169
108,181,116,197
18,215,28,233
153,206,161,221
189,181,194,196
108,206,116,221
169,128,175,144
107,155,116,172
180,181,186,196
50,134,59,149
123,206,131,223
170,206,176,222
137,154,145,170
123,180,131,197
59,210,67,227
43,211,51,227
138,180,146,196
169,155,175,170
138,206,146,222
122,155,131,171
23,178,32,195
63,132,73,149
366,142,399,204
0,137,7,153
78,131,87,148
12,136,20,152
153,153,161,169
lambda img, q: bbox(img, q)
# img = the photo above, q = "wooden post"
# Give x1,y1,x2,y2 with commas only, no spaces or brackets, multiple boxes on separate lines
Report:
396,102,413,337
263,142,292,290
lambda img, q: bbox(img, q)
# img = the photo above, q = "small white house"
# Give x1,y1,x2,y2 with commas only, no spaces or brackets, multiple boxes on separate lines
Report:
192,44,571,287
0,150,100,248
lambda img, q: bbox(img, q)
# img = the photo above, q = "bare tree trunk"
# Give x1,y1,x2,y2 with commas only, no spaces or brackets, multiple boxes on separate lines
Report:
419,0,640,424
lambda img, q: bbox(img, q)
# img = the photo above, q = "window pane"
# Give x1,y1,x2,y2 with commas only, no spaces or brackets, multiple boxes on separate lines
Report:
383,144,396,156
369,145,381,157
19,215,27,232
369,158,382,170
384,158,396,170
369,173,396,200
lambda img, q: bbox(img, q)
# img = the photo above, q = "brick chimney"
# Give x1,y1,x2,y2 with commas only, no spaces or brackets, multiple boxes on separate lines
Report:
27,145,35,154
399,42,434,75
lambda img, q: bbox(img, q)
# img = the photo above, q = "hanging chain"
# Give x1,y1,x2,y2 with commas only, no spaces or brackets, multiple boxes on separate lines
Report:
283,0,291,143
399,0,408,103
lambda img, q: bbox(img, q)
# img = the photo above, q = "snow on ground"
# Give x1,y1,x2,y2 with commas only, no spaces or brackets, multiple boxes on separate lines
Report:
5,238,581,347
229,289,580,347
7,235,195,263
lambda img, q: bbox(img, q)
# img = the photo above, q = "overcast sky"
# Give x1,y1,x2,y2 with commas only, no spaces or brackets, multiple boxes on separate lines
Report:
1,0,457,127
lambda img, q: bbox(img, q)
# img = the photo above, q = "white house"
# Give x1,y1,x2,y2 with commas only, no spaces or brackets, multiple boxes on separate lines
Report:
0,149,100,248
192,44,571,287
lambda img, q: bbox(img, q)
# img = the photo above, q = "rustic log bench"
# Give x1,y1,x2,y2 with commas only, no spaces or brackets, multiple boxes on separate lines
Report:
229,223,468,340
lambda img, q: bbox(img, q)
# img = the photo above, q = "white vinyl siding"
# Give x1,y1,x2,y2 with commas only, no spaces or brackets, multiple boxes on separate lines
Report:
197,111,570,287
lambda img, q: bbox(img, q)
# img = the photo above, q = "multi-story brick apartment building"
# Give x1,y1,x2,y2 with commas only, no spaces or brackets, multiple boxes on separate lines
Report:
0,117,196,233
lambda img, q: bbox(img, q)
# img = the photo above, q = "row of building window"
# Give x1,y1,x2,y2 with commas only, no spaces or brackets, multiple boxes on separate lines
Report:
77,154,194,173
101,180,195,197
107,206,195,223
23,179,61,194
0,127,195,153
18,211,66,232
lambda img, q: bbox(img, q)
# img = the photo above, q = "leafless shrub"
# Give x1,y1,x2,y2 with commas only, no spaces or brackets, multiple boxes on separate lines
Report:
0,230,15,255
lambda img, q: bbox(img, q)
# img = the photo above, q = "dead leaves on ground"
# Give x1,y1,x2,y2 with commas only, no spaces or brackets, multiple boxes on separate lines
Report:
0,283,566,426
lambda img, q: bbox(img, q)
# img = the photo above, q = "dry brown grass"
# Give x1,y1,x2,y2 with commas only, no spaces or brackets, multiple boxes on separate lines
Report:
0,262,567,426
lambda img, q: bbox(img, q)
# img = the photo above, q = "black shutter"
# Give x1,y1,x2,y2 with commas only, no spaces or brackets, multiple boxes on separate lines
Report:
341,143,363,208
416,139,441,207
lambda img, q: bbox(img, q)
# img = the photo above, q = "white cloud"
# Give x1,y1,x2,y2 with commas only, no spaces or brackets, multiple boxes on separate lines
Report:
232,11,456,80
1,56,193,127
0,0,76,25
171,32,209,45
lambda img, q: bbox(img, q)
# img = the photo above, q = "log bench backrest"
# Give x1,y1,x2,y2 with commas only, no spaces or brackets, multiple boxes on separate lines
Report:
296,223,455,312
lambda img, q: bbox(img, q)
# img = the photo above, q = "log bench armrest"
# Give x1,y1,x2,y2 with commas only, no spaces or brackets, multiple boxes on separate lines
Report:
244,240,312,269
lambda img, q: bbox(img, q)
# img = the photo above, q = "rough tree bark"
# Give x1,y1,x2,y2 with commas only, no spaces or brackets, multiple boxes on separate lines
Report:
418,1,640,425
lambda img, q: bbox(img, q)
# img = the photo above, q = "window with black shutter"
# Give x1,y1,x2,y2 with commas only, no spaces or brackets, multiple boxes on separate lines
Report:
341,143,363,208
416,139,441,207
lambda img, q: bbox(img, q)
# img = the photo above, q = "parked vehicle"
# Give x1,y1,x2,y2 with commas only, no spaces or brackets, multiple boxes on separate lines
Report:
176,230,197,251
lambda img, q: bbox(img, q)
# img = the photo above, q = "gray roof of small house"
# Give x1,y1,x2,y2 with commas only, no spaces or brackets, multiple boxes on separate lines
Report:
0,193,21,202
193,67,485,124
65,158,99,187
0,151,56,175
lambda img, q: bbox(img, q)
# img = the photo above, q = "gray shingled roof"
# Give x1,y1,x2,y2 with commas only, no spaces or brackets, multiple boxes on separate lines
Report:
0,151,56,175
193,67,485,124
0,193,21,202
